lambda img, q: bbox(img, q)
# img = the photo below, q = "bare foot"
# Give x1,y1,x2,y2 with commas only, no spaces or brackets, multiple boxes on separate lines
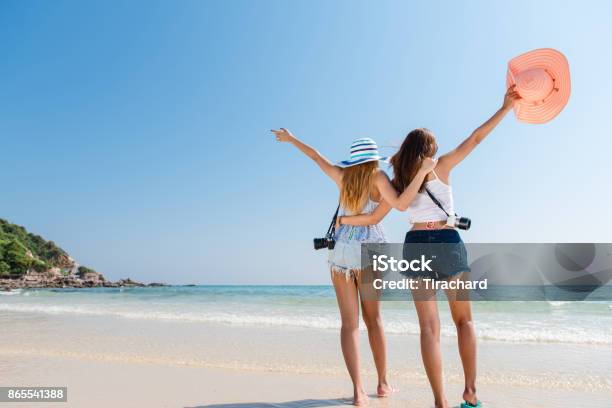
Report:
376,381,396,398
353,388,369,406
462,387,478,406
434,399,449,408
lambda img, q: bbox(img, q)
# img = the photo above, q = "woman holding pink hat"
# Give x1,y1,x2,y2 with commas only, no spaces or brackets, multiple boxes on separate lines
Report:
338,47,570,407
339,86,522,408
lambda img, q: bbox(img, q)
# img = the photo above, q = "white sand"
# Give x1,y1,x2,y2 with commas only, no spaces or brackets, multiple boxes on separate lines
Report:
1,311,611,407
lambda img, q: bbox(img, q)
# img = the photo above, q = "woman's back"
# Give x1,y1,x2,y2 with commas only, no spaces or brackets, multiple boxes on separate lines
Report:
335,195,386,244
408,171,454,224
330,195,386,277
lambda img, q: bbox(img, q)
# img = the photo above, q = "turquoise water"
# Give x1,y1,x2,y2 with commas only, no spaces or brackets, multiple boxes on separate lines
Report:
1,285,611,345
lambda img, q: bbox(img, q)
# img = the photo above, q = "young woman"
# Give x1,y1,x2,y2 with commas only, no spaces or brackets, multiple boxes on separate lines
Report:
272,130,432,405
338,86,521,408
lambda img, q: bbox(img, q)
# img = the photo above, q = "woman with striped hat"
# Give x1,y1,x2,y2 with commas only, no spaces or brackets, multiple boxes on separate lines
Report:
273,128,433,405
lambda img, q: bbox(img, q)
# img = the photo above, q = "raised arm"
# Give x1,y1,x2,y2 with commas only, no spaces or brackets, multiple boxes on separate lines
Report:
272,128,342,187
437,85,521,176
376,158,437,211
337,200,392,227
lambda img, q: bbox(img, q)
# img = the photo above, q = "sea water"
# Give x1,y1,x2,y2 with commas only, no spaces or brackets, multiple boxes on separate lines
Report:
1,285,611,345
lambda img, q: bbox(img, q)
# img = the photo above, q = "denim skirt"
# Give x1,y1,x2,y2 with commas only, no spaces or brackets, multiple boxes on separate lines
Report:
401,229,470,280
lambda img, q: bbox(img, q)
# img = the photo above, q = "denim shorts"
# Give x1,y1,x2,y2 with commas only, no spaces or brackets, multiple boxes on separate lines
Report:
401,229,470,280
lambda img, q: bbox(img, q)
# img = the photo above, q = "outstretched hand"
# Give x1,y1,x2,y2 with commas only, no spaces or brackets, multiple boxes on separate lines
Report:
271,128,295,143
502,85,521,111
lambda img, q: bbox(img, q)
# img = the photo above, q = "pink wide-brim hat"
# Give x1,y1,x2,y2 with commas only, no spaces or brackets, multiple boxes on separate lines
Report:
506,48,571,124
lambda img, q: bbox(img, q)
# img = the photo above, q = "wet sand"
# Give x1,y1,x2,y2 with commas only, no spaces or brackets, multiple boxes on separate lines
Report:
1,311,610,407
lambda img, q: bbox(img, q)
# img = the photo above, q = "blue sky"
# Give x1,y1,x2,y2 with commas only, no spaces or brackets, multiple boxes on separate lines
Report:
1,0,611,284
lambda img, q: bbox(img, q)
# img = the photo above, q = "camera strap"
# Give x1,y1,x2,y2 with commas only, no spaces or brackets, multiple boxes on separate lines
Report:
325,205,340,239
424,187,456,218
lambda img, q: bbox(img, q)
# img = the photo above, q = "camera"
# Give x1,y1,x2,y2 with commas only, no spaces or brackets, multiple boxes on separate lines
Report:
314,205,340,250
447,215,471,230
426,188,471,232
313,237,336,250
455,216,471,230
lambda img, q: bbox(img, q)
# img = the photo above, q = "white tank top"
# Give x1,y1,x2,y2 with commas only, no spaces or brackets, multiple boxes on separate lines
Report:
408,171,454,223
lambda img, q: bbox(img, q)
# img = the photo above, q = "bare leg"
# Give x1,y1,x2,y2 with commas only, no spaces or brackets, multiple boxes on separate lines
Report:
445,274,478,405
359,290,391,397
332,271,367,406
412,284,448,408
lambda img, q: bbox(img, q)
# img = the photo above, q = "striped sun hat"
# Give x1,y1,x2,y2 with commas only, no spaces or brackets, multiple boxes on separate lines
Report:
337,138,388,168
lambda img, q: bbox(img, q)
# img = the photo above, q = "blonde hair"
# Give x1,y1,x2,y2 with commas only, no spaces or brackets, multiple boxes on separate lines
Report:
340,161,378,214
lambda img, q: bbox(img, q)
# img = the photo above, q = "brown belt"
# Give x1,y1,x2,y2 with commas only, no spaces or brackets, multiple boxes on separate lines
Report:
411,220,454,230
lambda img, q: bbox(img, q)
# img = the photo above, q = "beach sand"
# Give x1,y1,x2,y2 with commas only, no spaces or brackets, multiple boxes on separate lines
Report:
1,311,611,408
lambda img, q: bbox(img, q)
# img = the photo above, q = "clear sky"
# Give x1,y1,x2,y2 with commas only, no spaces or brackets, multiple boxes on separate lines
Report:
1,0,611,284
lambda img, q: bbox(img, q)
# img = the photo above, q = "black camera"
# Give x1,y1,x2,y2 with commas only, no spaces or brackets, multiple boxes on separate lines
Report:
448,215,471,230
314,205,340,251
313,237,336,250
455,216,471,230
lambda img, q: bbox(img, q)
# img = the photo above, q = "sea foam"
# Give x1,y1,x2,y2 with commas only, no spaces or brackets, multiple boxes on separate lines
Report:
1,300,611,346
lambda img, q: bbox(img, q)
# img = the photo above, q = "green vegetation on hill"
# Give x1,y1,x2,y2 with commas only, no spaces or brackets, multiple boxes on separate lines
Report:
0,219,72,278
77,266,96,278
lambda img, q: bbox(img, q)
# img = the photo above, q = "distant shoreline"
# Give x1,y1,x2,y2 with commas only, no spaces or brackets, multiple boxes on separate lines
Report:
1,277,168,291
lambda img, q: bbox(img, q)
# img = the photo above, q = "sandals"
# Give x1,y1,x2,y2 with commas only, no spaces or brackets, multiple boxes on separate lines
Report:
460,400,482,408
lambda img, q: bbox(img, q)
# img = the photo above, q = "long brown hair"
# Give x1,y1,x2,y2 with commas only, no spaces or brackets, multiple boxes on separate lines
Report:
340,161,378,214
390,128,438,193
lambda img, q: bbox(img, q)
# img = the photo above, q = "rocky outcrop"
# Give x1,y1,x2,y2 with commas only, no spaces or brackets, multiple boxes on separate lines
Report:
1,218,168,290
50,253,76,270
0,271,167,290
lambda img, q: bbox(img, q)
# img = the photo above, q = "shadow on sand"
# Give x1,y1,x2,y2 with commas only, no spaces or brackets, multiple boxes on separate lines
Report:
187,399,463,408
186,398,352,408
